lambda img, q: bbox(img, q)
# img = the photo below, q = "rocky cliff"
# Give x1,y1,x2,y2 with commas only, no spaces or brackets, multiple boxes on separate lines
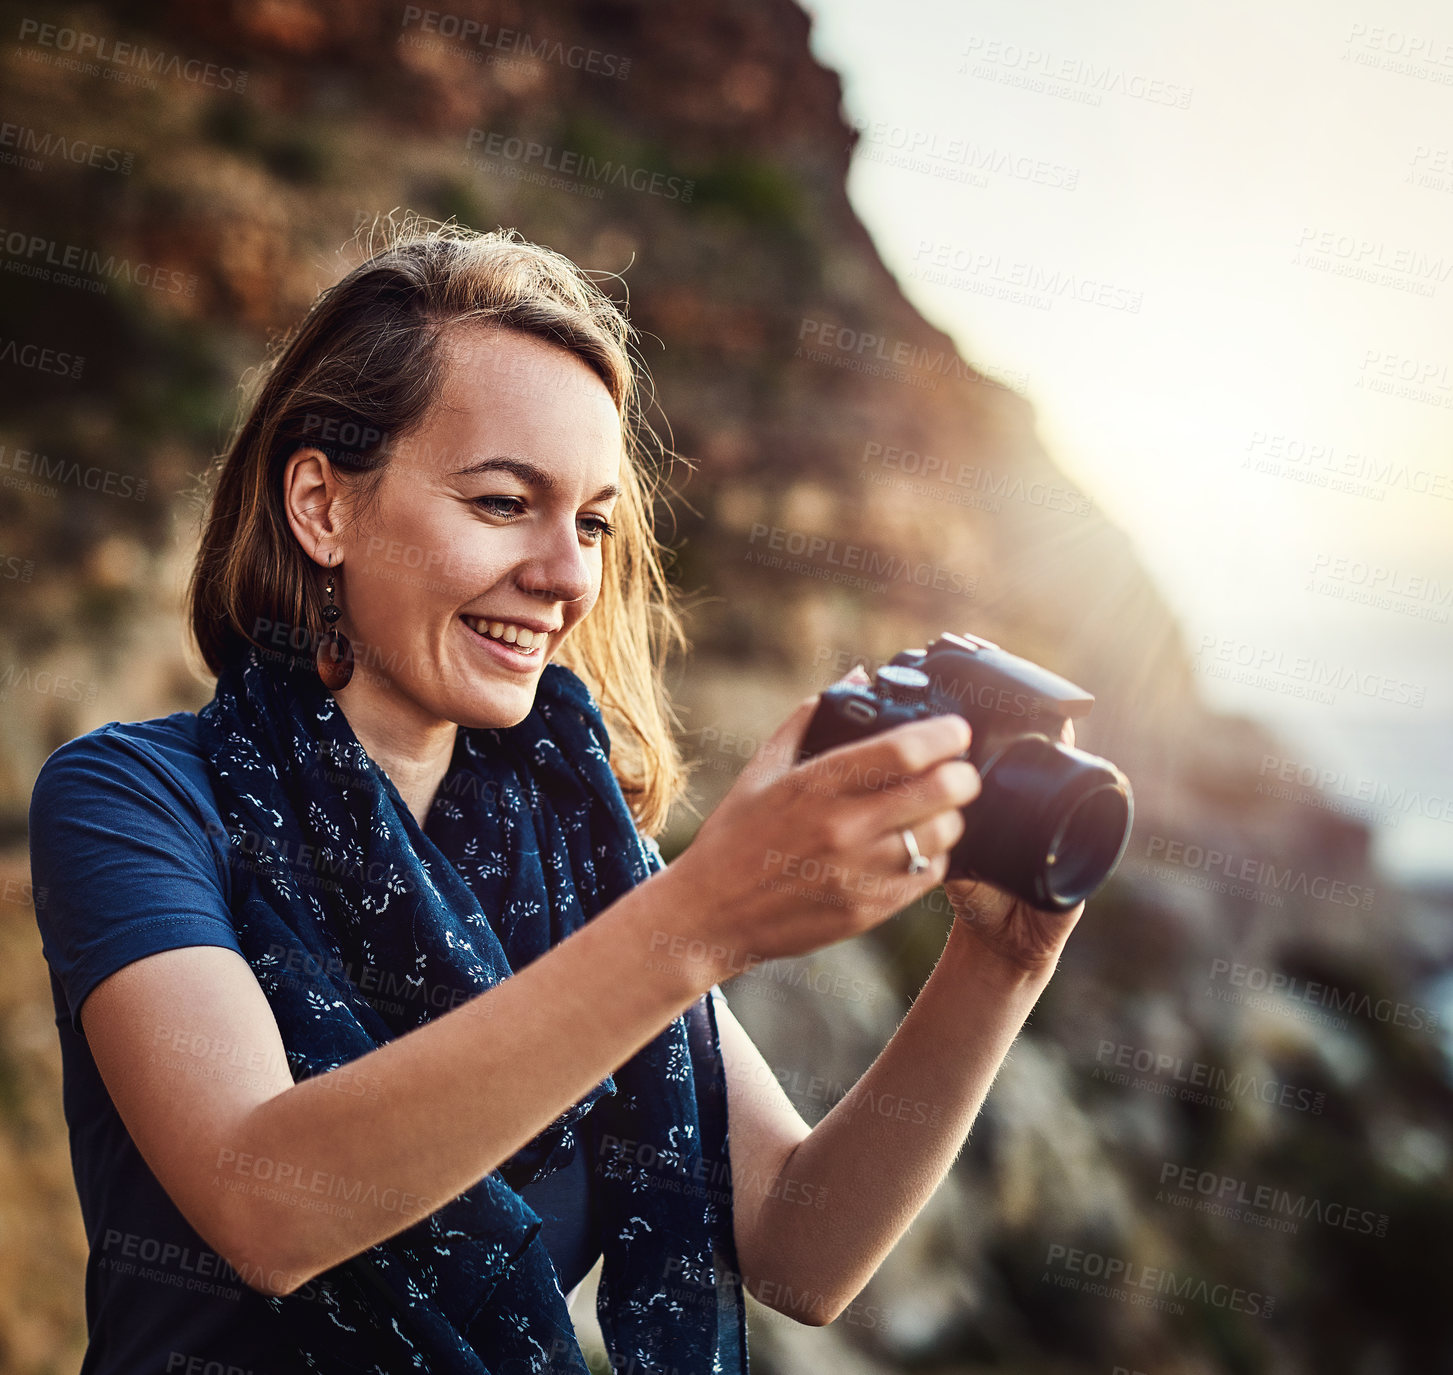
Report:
0,2,1445,1372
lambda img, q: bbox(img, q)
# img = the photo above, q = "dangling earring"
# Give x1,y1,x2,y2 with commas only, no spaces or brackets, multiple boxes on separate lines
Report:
316,554,354,690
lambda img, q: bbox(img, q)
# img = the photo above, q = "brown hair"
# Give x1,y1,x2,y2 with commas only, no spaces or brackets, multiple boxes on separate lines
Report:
187,215,692,836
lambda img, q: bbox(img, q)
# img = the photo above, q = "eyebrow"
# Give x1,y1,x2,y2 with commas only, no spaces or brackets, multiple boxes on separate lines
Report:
450,454,620,503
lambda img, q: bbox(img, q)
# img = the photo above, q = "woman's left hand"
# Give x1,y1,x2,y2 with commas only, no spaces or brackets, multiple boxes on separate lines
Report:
941,877,1084,980
941,716,1085,980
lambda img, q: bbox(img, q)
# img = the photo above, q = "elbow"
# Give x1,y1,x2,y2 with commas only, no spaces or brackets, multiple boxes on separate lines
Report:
799,1294,853,1328
796,1284,876,1328
216,1205,318,1299
775,1296,851,1328
252,1265,317,1300
748,1274,857,1328
228,1240,318,1299
786,1306,837,1330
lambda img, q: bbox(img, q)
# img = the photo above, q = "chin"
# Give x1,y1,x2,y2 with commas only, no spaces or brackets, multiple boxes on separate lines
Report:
447,684,538,732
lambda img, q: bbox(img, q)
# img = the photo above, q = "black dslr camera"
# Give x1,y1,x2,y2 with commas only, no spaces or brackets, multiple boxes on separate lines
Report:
799,631,1133,911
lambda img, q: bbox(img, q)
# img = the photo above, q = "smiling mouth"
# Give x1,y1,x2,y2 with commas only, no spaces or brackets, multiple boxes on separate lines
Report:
460,614,546,656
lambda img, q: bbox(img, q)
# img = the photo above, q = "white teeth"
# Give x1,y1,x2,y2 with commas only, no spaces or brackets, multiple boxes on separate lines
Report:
465,616,540,650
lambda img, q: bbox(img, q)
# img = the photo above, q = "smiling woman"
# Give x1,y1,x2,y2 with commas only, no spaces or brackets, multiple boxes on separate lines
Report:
188,219,688,838
28,218,1085,1374
274,324,633,827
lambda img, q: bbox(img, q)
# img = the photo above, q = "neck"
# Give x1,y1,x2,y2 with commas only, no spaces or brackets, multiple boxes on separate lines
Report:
330,684,459,829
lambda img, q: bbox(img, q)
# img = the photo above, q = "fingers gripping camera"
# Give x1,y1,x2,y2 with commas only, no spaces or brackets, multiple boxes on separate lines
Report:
799,631,1134,911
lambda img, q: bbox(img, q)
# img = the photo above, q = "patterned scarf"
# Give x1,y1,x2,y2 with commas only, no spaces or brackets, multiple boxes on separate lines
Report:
195,644,748,1373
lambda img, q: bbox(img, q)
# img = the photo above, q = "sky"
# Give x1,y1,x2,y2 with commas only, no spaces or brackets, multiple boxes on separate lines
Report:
797,0,1453,882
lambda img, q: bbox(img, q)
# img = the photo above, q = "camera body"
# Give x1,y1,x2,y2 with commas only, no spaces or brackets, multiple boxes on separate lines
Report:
799,631,1133,911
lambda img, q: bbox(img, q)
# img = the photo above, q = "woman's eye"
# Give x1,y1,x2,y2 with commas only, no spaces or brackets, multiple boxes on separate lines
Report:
473,496,615,543
473,495,525,518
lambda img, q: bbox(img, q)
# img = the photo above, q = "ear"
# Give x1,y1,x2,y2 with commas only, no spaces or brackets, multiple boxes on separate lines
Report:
282,447,348,566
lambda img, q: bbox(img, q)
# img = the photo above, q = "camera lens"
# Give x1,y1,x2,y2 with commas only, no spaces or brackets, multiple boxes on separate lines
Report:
1044,783,1132,907
951,736,1133,910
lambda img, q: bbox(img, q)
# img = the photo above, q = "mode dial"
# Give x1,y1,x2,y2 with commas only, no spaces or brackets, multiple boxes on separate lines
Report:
874,665,930,705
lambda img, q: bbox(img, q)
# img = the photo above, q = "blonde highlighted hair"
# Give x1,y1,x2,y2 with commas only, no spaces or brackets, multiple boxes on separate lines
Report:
188,216,692,836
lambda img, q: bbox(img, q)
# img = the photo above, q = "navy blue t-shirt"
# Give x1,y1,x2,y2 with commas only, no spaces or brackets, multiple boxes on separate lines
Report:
29,712,601,1374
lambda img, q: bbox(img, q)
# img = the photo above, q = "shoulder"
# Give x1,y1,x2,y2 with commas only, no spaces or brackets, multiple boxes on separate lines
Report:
29,710,225,862
32,711,213,807
26,711,244,1037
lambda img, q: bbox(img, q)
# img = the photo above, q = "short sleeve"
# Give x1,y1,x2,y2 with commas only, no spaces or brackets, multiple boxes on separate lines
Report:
28,730,244,1037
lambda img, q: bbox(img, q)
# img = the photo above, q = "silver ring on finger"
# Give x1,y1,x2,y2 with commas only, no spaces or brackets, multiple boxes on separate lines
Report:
900,827,930,875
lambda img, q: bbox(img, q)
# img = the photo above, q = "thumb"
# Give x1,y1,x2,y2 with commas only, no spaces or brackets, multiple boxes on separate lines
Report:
741,663,871,790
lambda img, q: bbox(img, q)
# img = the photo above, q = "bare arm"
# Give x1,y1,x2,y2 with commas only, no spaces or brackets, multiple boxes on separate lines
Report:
84,858,710,1297
81,690,978,1301
712,717,1087,1322
717,920,1062,1325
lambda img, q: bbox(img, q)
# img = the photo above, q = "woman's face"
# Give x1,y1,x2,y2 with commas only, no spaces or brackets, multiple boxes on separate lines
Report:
298,324,624,733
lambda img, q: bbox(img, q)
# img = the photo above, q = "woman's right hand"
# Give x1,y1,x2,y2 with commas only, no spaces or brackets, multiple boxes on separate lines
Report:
667,668,982,977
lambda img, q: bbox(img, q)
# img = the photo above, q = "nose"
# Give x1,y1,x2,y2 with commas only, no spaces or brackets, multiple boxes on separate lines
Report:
515,513,595,605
